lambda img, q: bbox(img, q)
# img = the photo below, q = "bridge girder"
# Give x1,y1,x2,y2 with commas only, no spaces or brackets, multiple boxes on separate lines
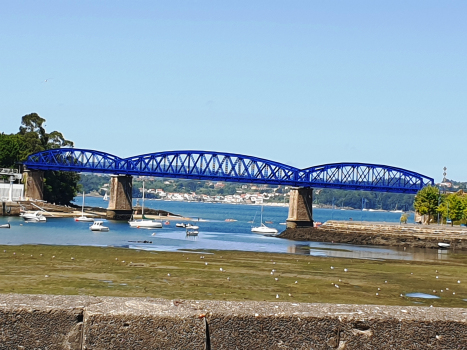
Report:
23,148,434,194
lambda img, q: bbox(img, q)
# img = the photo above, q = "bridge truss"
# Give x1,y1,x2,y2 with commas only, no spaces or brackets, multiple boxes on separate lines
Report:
23,148,433,193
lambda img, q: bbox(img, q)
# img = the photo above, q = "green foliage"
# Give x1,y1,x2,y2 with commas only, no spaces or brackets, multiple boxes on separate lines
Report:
1,113,80,204
43,171,82,205
79,174,109,194
414,186,440,224
438,192,466,226
0,133,29,167
400,213,409,224
314,188,414,211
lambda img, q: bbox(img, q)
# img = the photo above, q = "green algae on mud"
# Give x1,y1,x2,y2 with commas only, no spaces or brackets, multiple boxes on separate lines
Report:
1,245,466,308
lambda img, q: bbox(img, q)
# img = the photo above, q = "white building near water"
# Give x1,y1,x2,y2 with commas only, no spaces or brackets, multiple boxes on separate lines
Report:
0,183,24,201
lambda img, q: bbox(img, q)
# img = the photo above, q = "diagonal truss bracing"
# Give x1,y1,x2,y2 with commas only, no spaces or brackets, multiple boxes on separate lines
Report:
23,149,434,193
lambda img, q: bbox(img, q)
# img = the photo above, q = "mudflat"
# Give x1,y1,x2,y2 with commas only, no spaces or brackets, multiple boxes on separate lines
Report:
1,245,466,308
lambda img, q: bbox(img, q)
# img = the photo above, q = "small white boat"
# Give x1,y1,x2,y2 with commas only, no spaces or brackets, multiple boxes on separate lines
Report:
75,192,94,222
21,211,46,222
251,206,278,235
103,191,108,201
129,181,163,229
186,230,199,236
75,216,94,222
251,223,278,235
176,223,187,228
90,221,109,232
186,224,199,230
0,223,10,229
129,219,163,228
438,242,450,249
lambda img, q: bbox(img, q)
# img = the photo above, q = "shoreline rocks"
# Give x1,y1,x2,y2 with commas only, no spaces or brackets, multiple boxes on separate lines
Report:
279,221,467,250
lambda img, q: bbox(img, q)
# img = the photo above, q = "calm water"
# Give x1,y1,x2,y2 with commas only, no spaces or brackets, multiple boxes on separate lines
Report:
0,198,462,262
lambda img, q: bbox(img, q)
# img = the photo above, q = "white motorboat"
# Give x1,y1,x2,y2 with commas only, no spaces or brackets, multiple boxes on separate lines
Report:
75,192,94,222
438,242,450,249
251,206,278,235
186,224,199,230
0,223,10,229
90,221,109,232
186,229,199,236
176,223,187,228
251,223,278,235
21,211,46,222
128,181,163,228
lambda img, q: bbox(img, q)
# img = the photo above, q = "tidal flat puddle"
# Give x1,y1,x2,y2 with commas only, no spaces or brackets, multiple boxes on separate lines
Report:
405,292,440,299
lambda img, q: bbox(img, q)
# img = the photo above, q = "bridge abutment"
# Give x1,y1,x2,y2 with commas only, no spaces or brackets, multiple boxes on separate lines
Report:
106,175,133,220
24,169,44,201
286,187,314,229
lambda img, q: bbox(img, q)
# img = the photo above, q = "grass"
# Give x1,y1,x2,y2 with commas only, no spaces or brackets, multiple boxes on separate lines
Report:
1,245,467,308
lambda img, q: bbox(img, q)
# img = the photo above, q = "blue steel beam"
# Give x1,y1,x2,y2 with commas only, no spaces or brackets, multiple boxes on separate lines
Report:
23,148,434,193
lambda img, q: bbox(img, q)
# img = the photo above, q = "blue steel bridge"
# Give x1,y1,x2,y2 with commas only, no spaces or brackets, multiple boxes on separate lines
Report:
24,148,433,194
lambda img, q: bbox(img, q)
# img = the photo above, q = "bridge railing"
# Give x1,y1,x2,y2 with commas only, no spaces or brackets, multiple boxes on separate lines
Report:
23,149,434,193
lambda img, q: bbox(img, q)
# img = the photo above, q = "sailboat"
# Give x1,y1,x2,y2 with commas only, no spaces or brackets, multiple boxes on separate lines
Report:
251,206,278,236
128,181,162,228
103,191,108,201
75,192,94,222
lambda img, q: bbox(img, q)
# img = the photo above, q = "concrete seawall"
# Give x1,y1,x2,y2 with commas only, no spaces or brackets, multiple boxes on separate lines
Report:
1,294,466,349
279,220,467,250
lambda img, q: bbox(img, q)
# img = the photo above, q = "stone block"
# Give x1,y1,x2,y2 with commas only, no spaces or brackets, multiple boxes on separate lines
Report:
82,297,206,350
0,294,99,350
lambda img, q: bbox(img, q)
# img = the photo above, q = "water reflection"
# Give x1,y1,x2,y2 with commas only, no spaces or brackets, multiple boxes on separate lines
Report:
406,293,440,299
288,244,463,262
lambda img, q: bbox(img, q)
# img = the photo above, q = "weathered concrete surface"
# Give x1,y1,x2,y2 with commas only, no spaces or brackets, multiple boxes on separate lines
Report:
286,187,314,229
82,297,205,349
1,294,467,349
107,175,133,220
280,220,467,250
0,294,100,350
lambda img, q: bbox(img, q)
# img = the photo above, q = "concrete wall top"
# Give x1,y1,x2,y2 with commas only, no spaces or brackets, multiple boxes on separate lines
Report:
1,294,467,349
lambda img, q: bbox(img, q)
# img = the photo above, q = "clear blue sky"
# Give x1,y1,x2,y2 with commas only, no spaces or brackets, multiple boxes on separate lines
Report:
1,1,466,182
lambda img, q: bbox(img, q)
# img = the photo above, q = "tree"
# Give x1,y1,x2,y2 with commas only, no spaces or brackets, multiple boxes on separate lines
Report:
0,133,29,167
438,192,465,226
0,113,80,204
413,185,440,224
18,113,74,153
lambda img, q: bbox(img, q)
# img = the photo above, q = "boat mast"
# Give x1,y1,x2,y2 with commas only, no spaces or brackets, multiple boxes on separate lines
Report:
142,181,145,218
82,192,85,216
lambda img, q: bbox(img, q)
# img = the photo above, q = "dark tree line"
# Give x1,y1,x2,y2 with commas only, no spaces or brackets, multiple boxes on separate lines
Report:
0,113,80,204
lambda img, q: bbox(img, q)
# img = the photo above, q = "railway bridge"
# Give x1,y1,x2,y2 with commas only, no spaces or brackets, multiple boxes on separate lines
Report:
23,148,434,228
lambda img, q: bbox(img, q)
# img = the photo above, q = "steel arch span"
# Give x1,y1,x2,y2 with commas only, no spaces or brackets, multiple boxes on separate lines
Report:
23,148,434,193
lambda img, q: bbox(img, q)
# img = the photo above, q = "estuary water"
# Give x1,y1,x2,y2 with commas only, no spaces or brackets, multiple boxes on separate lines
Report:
0,198,461,261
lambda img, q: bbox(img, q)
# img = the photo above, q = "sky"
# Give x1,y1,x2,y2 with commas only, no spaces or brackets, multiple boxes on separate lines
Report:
1,1,466,182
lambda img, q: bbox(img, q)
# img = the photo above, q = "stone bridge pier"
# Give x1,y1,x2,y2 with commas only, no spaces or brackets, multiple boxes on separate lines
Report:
106,175,133,220
286,187,314,229
24,169,44,201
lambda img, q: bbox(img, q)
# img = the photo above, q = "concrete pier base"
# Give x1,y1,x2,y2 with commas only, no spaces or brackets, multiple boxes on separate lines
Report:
23,169,44,201
286,187,314,228
106,175,133,220
1,294,467,349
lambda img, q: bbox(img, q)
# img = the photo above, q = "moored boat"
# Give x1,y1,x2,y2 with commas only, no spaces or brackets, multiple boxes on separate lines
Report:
21,211,46,222
251,206,278,236
438,242,450,249
90,221,109,232
0,223,10,229
75,192,94,222
129,181,163,229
